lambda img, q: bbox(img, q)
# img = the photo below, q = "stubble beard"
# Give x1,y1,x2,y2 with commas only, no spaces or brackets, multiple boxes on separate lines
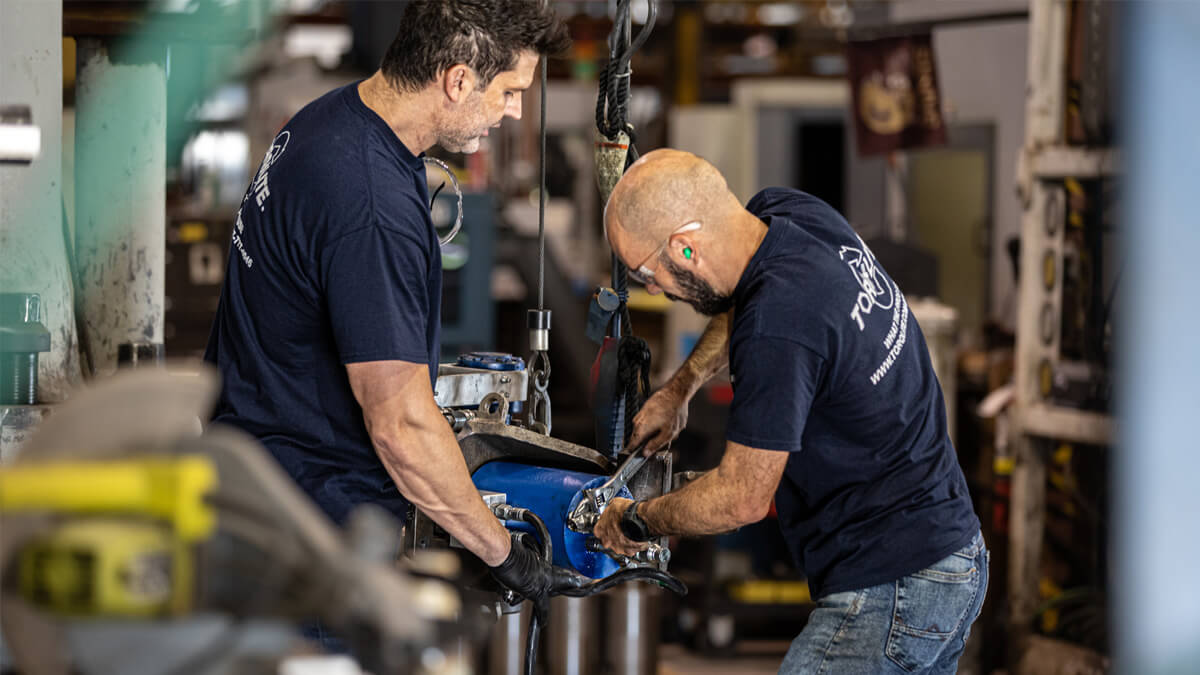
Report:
437,92,488,154
436,127,483,154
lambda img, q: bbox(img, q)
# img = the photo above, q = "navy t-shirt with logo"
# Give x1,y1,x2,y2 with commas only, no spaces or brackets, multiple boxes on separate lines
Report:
204,82,439,525
729,187,979,598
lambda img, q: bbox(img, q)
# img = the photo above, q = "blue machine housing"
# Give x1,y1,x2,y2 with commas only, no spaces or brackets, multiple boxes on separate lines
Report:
471,461,631,579
456,352,525,371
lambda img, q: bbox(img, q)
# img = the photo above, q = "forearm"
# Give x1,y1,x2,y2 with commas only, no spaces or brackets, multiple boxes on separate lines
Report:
639,441,779,537
639,469,748,536
667,310,732,398
369,408,510,566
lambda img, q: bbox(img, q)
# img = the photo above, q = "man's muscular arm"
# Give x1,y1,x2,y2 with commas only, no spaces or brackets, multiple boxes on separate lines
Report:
630,310,734,453
595,440,789,556
347,360,511,566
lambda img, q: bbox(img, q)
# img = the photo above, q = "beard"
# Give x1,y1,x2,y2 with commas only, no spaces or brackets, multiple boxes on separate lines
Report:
660,256,734,316
437,128,484,154
437,92,490,154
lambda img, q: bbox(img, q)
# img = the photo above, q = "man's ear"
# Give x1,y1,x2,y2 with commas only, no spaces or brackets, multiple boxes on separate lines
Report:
442,64,477,103
671,234,697,262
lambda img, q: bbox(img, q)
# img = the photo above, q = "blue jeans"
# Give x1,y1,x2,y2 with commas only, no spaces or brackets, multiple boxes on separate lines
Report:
779,531,988,674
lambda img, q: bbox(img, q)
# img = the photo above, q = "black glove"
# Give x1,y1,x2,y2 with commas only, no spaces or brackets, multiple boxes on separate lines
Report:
489,534,587,625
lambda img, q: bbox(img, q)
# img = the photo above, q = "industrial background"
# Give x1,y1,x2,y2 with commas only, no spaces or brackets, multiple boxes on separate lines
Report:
1,1,1197,674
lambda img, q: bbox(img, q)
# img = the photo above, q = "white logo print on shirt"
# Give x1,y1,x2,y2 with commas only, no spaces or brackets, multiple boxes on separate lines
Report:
838,235,909,385
232,131,291,270
249,131,290,212
839,239,894,331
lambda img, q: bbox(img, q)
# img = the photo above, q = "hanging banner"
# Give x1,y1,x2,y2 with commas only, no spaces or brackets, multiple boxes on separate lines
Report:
847,34,947,156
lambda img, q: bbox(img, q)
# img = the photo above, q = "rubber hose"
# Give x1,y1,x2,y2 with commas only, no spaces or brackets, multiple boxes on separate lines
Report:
500,506,549,675
554,567,687,598
519,509,553,565
524,611,540,675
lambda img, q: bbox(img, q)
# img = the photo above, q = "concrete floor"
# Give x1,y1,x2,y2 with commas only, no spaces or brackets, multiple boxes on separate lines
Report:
657,641,788,675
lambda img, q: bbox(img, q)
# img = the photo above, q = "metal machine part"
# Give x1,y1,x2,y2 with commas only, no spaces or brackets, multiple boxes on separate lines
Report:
607,583,660,675
585,538,670,566
473,462,633,579
459,421,613,476
527,2,553,442
434,359,528,410
440,407,476,433
456,352,526,372
526,444,670,574
406,419,615,555
567,448,649,533
489,601,532,675
672,470,707,490
526,310,552,435
526,310,551,354
547,595,598,675
586,286,621,345
407,420,674,574
436,353,528,432
0,293,52,405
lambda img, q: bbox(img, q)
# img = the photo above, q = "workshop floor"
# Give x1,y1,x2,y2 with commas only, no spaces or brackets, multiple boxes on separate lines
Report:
657,641,788,675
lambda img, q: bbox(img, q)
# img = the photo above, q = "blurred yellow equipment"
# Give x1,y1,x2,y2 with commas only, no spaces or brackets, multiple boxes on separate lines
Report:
1,455,216,616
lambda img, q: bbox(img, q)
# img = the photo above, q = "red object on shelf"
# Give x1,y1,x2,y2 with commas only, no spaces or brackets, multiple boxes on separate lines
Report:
706,382,734,406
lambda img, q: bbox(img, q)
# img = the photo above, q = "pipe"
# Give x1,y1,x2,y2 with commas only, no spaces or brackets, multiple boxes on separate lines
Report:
74,39,166,376
547,595,597,675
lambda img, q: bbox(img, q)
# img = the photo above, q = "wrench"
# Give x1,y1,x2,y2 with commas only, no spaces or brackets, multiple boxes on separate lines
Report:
568,443,650,532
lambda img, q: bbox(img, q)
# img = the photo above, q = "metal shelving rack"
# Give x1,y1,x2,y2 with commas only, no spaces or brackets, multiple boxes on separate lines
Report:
1009,0,1115,665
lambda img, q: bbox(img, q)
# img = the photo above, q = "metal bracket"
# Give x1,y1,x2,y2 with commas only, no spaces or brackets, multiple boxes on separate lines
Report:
476,392,510,423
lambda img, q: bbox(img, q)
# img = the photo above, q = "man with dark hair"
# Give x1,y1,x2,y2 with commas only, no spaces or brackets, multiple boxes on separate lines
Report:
205,0,573,620
595,150,987,674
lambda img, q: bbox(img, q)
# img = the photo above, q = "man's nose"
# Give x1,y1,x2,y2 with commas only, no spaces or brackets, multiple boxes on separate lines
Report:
506,94,522,121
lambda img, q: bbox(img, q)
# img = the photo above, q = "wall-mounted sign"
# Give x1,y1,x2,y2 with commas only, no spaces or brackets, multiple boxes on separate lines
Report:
847,34,946,156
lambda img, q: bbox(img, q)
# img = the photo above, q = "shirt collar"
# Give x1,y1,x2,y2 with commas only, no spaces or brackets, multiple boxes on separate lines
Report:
732,215,784,304
345,80,426,172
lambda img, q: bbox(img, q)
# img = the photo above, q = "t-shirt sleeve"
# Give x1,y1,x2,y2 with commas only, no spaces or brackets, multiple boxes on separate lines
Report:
726,335,826,452
321,224,432,365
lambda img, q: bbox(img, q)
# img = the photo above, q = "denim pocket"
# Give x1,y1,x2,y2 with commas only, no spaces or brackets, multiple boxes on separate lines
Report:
885,547,981,672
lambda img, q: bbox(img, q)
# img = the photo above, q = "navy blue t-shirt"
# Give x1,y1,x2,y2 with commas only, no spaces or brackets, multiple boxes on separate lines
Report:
728,187,979,598
204,82,439,525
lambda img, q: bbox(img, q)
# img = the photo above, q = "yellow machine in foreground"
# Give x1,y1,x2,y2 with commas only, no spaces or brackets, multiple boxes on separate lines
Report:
0,367,466,675
2,456,215,617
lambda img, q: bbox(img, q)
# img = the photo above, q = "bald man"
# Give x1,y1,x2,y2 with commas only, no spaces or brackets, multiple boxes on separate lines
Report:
595,150,987,674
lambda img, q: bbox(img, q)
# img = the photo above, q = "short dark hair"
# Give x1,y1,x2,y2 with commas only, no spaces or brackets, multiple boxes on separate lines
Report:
381,1,571,92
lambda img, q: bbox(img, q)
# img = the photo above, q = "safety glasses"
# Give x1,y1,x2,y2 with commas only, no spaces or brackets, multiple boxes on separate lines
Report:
626,220,701,286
